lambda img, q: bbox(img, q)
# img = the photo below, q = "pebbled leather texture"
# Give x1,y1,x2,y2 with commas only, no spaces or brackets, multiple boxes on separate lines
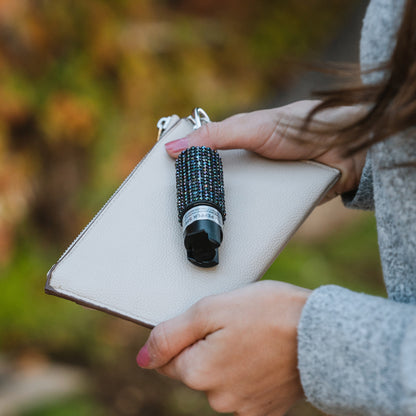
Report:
46,114,340,328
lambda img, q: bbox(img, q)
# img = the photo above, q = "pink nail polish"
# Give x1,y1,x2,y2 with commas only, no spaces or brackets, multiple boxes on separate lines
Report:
165,137,189,154
136,345,150,368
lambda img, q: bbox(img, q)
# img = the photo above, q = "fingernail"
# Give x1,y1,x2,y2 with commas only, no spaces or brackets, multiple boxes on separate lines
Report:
136,345,150,368
165,137,189,154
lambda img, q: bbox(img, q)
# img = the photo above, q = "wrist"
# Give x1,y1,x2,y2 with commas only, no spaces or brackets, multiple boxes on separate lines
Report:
331,148,368,196
263,281,311,403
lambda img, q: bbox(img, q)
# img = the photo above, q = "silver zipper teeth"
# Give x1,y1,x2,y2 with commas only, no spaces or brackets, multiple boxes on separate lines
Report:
56,118,181,264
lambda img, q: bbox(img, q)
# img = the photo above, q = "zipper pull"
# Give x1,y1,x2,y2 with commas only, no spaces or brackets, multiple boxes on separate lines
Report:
156,116,173,141
157,108,210,141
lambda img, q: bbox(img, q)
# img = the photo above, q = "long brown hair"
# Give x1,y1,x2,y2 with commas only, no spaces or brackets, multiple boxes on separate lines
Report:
303,0,416,157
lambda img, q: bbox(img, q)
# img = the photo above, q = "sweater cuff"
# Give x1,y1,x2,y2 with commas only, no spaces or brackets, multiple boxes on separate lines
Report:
401,317,416,414
342,153,374,210
298,285,416,416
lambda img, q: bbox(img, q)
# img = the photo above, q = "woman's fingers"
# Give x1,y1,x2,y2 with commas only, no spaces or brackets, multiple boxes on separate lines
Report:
164,109,280,158
156,336,218,391
164,101,369,197
137,296,220,369
164,100,328,161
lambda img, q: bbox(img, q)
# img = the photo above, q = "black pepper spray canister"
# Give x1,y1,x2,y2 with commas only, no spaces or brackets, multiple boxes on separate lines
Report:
176,146,226,268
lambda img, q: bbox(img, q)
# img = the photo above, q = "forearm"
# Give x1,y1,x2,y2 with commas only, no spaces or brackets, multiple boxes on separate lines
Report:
298,285,416,416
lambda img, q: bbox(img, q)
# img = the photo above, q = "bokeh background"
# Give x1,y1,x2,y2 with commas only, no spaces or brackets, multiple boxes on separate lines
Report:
0,1,385,415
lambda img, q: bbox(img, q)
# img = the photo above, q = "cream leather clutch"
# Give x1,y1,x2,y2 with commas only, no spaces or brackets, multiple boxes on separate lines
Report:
46,108,340,328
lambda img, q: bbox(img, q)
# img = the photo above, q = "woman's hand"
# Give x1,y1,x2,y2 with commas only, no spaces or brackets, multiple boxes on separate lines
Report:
165,100,367,201
137,281,311,416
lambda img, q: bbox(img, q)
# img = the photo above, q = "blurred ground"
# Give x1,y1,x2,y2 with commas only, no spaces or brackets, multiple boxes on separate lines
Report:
0,1,385,415
0,354,86,415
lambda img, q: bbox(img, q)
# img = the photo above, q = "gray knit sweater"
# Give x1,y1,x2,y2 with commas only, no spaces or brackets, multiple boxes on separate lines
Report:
297,1,416,415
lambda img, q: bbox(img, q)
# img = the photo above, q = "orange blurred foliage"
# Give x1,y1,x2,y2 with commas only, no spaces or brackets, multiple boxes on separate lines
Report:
0,0,352,264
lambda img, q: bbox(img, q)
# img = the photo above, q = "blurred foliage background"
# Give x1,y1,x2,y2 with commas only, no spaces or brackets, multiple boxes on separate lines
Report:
0,0,384,415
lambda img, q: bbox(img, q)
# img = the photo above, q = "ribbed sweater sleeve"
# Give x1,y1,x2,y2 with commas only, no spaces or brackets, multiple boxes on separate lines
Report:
297,285,416,416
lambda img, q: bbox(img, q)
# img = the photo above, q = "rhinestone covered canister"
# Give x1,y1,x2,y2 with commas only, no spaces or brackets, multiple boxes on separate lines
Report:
176,146,226,224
